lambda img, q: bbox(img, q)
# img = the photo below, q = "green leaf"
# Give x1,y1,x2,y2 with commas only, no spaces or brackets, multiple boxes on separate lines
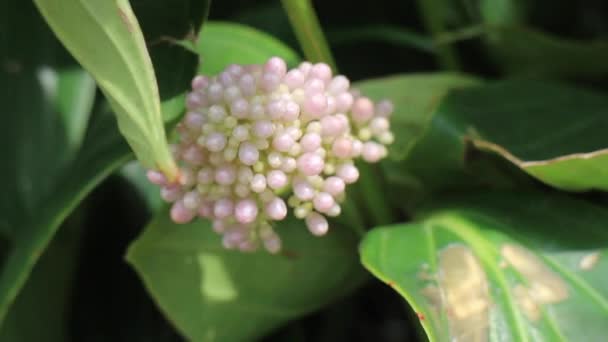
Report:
486,26,608,79
361,191,608,341
126,212,365,341
0,212,85,342
34,0,177,178
195,21,300,76
354,73,481,160
280,0,336,70
0,67,132,323
403,79,608,192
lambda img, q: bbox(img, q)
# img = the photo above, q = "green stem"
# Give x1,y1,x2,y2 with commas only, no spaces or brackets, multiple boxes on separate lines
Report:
356,163,395,227
281,0,397,229
416,0,461,70
280,0,337,71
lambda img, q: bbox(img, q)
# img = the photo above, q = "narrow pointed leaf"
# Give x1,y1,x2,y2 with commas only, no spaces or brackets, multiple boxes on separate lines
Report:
34,0,177,178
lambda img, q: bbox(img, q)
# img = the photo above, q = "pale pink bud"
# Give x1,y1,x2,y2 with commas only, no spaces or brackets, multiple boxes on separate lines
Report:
182,145,204,165
161,185,181,202
298,61,313,76
183,191,201,210
215,165,237,185
224,86,241,102
283,101,300,122
266,197,287,220
370,117,390,135
297,152,325,176
235,199,258,224
226,64,244,76
262,73,280,92
205,132,227,152
212,220,226,233
284,69,305,90
267,100,285,120
178,168,196,186
219,71,235,86
323,176,345,196
239,73,257,96
214,199,234,219
146,170,166,185
304,79,325,95
351,140,363,157
328,75,350,94
313,192,335,213
267,170,288,189
337,164,359,183
352,97,374,123
304,93,328,118
294,179,315,200
186,92,203,109
253,120,274,138
232,125,249,141
250,174,267,193
263,234,282,253
362,141,386,162
311,63,332,83
320,115,344,137
198,202,213,218
332,137,353,158
281,157,297,173
171,201,195,223
230,98,249,119
184,112,204,130
191,75,209,90
272,132,295,152
306,212,329,236
264,57,287,77
237,167,254,184
300,133,321,152
335,92,354,112
327,204,341,217
238,142,259,165
207,83,224,103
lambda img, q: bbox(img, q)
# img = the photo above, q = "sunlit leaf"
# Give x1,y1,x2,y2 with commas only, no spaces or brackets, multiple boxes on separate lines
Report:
361,191,608,341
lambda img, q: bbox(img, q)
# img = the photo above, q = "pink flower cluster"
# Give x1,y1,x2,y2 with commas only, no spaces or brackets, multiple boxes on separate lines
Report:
147,57,393,253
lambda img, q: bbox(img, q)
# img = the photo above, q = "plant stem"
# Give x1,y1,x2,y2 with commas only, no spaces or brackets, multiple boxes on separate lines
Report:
280,0,337,71
416,0,461,70
281,0,397,228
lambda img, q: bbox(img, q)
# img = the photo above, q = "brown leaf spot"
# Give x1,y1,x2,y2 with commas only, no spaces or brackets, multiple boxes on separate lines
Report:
118,8,134,33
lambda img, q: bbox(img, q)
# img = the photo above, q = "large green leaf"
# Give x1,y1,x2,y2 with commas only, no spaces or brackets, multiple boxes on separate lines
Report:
127,213,364,341
34,0,177,178
403,79,608,192
196,21,300,76
361,191,608,341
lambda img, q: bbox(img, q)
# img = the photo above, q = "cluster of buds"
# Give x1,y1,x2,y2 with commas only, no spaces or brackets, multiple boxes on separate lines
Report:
147,57,393,253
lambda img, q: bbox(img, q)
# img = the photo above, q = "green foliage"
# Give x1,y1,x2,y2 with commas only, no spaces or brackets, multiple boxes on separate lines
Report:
2,0,608,341
34,0,179,178
402,80,608,192
196,21,300,75
127,211,364,341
